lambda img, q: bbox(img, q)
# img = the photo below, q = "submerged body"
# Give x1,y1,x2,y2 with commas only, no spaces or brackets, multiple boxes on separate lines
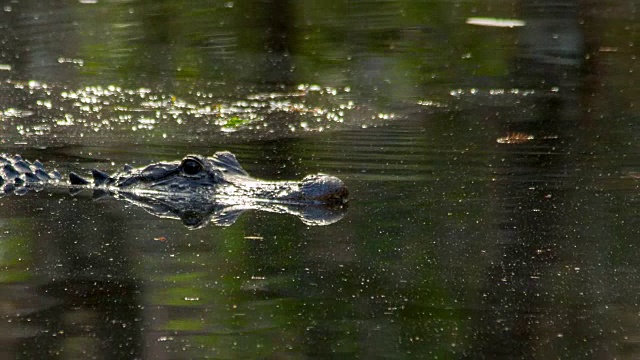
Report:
0,151,348,227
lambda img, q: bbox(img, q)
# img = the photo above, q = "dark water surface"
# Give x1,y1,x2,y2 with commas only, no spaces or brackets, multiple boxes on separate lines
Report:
1,0,639,359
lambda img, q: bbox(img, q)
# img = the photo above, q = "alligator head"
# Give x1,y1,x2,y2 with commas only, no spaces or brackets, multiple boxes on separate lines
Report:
69,151,349,227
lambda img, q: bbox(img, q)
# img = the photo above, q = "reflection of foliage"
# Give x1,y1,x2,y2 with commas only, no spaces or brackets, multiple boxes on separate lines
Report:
70,0,516,95
222,116,252,130
0,220,32,283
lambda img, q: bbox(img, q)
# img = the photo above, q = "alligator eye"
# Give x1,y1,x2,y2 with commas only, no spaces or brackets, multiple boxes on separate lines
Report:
181,158,204,176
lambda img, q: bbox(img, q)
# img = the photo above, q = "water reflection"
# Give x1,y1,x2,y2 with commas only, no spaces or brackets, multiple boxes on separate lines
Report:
2,194,144,359
474,99,584,357
469,2,618,357
0,0,638,358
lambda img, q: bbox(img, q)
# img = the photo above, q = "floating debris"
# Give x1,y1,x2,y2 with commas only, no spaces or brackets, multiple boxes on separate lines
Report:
496,132,535,144
466,17,525,28
496,133,559,144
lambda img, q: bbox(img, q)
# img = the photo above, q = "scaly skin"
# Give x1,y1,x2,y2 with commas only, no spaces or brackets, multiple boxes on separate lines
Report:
0,151,348,227
0,154,63,195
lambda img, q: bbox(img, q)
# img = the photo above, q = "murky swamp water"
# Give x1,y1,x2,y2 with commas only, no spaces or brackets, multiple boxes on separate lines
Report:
0,1,639,359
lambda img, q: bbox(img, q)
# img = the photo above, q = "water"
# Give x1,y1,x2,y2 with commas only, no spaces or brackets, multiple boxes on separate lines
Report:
1,0,639,359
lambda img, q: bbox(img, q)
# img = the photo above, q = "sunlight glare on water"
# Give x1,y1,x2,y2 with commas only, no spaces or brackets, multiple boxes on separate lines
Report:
0,80,394,145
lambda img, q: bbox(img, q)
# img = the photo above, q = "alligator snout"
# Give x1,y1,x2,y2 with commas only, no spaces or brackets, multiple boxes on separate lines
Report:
300,174,349,203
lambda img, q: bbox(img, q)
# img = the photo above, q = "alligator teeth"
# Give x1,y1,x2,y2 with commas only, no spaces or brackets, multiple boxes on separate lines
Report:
123,164,133,173
69,172,90,185
91,169,112,185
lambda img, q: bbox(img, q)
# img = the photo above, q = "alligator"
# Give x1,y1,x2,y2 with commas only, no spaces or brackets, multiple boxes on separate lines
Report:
0,151,348,228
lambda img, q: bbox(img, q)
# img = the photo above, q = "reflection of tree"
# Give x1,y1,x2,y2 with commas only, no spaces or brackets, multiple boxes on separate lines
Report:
0,0,79,87
6,194,144,358
474,119,574,357
19,279,143,359
468,1,614,358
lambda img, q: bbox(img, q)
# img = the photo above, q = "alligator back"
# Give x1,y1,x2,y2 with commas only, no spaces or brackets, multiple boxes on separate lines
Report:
0,154,62,196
